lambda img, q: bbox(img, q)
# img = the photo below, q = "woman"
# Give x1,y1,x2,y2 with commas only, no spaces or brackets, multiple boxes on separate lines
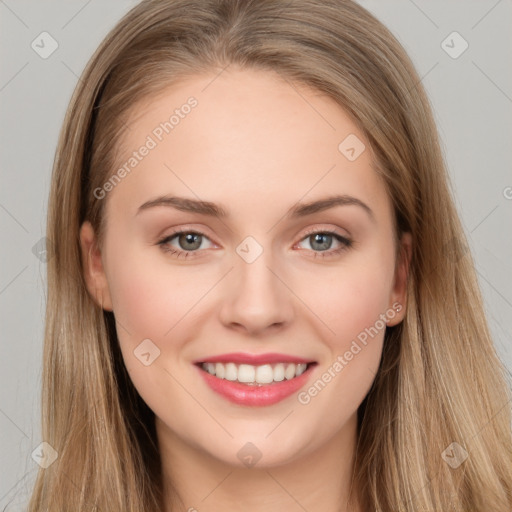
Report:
28,0,512,510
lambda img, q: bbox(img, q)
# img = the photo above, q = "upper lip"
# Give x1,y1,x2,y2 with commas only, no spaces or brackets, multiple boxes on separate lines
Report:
194,352,315,365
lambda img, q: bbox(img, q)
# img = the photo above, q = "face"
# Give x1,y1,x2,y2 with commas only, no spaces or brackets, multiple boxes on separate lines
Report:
80,67,410,468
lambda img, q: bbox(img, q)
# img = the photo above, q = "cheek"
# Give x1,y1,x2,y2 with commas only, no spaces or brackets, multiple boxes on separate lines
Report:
293,262,391,436
291,246,394,411
105,245,211,343
295,253,394,350
103,242,224,403
103,247,208,414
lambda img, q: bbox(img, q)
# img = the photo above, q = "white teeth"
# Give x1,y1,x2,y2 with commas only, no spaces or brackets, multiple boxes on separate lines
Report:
215,362,225,379
237,364,255,383
224,362,237,381
284,363,296,380
255,364,274,384
201,361,310,384
296,363,307,376
273,363,285,381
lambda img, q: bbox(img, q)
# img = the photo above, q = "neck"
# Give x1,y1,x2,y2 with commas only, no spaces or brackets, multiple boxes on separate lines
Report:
157,413,363,512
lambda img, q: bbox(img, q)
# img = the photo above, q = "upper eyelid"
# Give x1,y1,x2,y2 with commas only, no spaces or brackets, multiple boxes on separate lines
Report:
300,226,350,239
160,226,215,242
158,225,350,246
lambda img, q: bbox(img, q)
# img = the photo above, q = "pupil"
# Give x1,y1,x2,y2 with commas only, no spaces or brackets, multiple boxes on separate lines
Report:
312,233,331,251
180,233,201,250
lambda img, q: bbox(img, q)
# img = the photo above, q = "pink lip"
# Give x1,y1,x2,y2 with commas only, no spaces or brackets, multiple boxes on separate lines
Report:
194,360,317,407
195,352,313,365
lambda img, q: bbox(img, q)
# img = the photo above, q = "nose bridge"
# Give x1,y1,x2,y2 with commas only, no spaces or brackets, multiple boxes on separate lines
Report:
219,239,293,333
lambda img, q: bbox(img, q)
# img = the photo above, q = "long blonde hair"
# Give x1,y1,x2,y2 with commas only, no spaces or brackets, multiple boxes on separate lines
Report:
29,0,512,510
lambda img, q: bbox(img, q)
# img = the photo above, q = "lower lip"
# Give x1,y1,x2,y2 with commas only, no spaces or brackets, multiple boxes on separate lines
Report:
195,363,316,406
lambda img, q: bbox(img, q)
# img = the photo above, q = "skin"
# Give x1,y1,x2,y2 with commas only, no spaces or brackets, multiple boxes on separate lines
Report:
80,67,411,512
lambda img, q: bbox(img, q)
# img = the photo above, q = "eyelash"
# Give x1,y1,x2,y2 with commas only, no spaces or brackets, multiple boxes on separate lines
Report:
157,227,352,260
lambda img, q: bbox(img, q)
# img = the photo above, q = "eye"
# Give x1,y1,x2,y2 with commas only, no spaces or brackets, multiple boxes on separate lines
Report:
157,230,215,258
295,228,352,258
157,227,353,260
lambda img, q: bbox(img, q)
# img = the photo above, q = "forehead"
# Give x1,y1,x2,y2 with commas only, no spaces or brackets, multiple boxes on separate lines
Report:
106,68,391,225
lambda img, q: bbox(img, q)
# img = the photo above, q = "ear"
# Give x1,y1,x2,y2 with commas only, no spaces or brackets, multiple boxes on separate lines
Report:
79,221,113,311
386,231,412,327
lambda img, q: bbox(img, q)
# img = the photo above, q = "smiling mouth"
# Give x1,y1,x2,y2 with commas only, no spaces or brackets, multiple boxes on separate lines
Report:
196,361,317,386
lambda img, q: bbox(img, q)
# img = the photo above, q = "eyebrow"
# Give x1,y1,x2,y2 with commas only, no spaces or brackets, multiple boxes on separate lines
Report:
137,194,375,222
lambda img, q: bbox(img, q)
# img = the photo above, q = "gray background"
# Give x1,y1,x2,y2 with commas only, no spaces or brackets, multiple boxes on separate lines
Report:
1,0,511,509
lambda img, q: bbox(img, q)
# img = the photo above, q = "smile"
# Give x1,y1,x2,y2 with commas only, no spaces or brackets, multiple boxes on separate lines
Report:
200,361,310,385
194,353,317,406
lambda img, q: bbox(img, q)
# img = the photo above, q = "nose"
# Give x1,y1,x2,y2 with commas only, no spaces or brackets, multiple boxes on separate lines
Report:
218,249,294,336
